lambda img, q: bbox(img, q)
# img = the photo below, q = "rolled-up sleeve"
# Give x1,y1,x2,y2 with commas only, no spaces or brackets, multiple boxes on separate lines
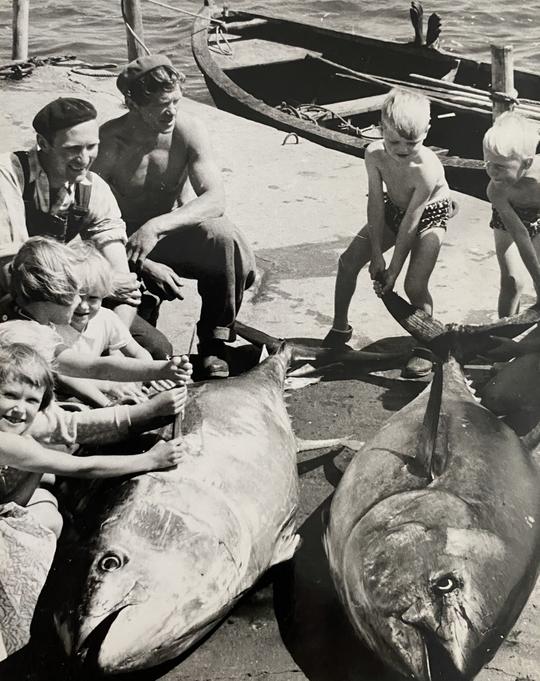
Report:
81,172,127,247
0,153,28,261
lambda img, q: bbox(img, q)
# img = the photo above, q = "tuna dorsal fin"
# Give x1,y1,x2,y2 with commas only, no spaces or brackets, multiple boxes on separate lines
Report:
414,362,443,480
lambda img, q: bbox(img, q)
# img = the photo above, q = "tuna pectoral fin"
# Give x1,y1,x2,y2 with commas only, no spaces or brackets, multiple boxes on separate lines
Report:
521,419,540,453
295,436,364,452
414,363,444,479
270,532,301,566
234,320,283,353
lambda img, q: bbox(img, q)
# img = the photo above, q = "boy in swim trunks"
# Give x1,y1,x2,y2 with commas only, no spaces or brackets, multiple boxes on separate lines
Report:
324,89,453,378
483,111,540,317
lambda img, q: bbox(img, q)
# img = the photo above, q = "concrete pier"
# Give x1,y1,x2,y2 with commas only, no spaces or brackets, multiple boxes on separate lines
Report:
0,65,538,681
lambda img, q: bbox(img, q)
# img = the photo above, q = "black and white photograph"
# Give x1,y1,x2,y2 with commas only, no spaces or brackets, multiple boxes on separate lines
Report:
0,1,538,679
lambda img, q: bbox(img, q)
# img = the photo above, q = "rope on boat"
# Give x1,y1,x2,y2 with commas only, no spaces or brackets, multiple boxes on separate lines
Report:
208,23,233,56
276,102,368,138
144,0,225,26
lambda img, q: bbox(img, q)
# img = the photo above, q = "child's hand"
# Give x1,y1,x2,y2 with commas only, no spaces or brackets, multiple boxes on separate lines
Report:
369,255,386,282
146,437,186,470
147,386,187,417
163,354,193,385
373,267,398,297
104,381,148,404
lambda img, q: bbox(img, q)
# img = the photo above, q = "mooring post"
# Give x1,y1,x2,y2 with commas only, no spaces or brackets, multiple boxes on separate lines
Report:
12,0,30,60
490,44,516,121
123,0,146,61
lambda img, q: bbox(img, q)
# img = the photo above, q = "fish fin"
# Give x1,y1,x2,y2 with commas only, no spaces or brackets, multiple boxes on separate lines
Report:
296,436,351,452
414,362,443,480
259,345,269,362
521,420,540,453
270,532,301,566
234,320,283,353
381,291,447,350
285,375,321,391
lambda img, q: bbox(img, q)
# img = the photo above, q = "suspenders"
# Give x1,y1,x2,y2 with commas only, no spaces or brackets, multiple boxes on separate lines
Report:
13,150,91,242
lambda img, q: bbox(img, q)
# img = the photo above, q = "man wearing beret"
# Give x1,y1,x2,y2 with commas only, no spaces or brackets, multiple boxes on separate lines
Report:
93,55,256,379
0,96,172,358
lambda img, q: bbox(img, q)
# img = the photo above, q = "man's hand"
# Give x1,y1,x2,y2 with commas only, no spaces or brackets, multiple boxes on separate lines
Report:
111,272,142,307
127,221,160,271
142,260,184,301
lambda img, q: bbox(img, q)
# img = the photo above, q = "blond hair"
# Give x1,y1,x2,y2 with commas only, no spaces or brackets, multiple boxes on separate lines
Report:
0,342,54,410
483,111,539,160
381,88,431,139
11,237,80,306
0,320,61,365
69,240,113,297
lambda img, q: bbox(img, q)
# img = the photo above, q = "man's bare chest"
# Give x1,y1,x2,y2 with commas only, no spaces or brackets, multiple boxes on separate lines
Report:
113,145,188,196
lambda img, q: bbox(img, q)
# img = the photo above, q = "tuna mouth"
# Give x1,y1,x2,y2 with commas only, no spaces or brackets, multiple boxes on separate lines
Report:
74,606,128,670
422,631,467,681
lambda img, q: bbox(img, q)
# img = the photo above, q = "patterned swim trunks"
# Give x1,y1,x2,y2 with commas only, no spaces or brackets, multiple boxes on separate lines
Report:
490,206,540,239
384,195,451,235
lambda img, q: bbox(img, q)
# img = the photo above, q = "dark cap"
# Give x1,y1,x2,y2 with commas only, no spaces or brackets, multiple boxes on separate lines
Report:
116,54,178,95
32,98,97,138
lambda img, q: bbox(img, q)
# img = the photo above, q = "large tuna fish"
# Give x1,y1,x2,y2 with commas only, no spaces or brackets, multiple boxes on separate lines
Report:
52,345,301,673
324,292,540,681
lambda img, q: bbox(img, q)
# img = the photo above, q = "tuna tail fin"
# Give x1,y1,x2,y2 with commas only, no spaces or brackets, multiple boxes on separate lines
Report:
381,291,540,362
413,361,444,480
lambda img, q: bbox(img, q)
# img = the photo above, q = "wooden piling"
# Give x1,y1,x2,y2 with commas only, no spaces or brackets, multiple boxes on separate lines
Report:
12,0,30,61
490,44,516,121
123,0,146,61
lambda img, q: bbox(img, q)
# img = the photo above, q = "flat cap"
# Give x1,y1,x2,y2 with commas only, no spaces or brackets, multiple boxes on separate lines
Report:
116,54,178,95
33,98,97,137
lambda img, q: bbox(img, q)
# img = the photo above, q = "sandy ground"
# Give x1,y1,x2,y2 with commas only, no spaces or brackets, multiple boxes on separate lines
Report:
0,65,538,681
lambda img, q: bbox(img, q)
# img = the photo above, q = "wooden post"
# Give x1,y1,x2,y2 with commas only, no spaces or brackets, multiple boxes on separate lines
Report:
490,44,516,121
12,0,30,61
123,0,146,61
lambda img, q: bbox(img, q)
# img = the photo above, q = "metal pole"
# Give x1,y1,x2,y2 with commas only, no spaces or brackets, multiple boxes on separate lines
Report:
491,44,516,121
123,0,146,61
12,0,30,61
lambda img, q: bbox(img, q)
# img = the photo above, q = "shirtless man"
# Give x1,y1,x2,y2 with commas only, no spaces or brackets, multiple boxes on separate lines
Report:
93,55,256,379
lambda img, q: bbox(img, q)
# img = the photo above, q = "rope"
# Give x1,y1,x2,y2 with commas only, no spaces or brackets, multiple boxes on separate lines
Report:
208,23,233,56
277,102,368,137
144,0,225,26
121,0,152,55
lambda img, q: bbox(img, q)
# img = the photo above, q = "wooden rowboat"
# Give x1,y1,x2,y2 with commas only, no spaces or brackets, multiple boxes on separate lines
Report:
191,1,540,200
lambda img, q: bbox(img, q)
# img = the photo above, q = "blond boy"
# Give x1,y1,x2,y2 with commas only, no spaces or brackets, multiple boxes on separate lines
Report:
324,89,452,377
483,111,540,317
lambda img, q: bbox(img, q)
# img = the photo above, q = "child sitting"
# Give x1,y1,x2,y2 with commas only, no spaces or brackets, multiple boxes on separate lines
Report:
323,89,453,378
58,240,158,405
483,111,540,317
0,329,186,661
0,236,192,385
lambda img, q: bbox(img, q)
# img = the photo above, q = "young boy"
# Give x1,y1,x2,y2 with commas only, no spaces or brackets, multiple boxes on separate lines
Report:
323,88,453,378
0,236,192,385
483,111,540,317
59,240,157,405
0,333,186,661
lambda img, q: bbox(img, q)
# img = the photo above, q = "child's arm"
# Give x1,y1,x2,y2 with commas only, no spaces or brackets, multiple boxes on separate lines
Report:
120,337,152,360
0,433,185,478
56,348,191,384
365,149,387,282
488,182,540,298
56,374,110,407
381,178,434,295
30,386,187,445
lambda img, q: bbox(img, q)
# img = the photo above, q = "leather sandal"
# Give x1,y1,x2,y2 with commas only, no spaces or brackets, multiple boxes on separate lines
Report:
198,340,230,379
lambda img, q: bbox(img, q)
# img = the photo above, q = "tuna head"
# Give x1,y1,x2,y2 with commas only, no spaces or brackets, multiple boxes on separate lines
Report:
340,491,528,681
56,476,250,673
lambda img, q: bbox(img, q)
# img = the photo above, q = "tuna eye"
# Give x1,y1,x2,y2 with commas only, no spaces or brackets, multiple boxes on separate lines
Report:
99,553,123,572
433,574,459,595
